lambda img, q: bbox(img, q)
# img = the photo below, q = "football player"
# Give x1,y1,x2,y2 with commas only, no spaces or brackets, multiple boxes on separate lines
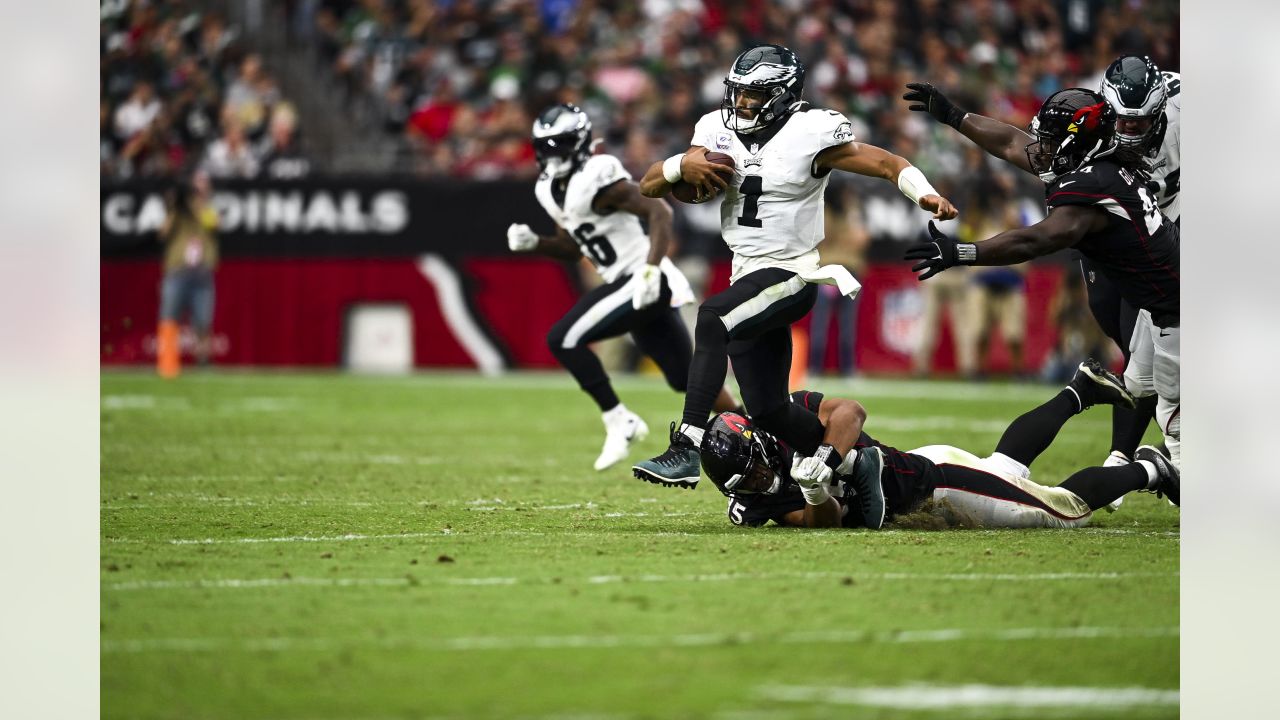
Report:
1086,56,1182,486
508,104,738,471
632,44,957,489
701,360,1179,530
900,86,1180,471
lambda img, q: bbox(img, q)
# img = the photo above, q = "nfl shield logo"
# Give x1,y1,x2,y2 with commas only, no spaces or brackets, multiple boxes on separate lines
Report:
880,287,925,356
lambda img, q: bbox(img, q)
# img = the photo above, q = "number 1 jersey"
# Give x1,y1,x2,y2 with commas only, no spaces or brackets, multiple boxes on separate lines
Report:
690,107,855,264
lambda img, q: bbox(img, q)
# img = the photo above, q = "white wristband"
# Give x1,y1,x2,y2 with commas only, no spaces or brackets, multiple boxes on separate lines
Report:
897,165,938,205
800,483,832,506
662,154,685,184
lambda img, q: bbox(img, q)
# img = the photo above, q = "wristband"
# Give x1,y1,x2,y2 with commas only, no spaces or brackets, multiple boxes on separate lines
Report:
812,443,844,472
956,243,978,264
800,483,832,506
662,154,685,184
897,165,939,205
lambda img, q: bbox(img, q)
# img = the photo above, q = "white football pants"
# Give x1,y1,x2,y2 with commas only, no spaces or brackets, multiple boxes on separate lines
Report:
1123,310,1180,468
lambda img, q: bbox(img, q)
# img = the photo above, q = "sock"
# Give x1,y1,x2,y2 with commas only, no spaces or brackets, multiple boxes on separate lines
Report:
679,423,705,447
1136,459,1159,490
1059,464,1150,510
602,403,628,423
992,390,1077,467
1111,394,1158,458
1103,450,1130,467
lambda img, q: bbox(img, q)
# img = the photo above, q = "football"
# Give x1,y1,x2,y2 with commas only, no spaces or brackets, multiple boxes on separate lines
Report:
670,151,736,204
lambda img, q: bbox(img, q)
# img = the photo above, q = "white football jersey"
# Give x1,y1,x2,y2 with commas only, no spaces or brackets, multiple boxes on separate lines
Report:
534,154,650,284
1149,71,1181,222
690,107,854,269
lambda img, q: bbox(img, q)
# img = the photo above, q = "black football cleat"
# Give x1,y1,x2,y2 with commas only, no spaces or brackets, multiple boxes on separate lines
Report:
849,446,887,530
1135,445,1179,506
1071,358,1137,410
632,423,700,489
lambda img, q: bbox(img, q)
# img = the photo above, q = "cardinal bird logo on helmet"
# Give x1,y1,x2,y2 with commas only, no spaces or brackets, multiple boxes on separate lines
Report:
1068,102,1107,134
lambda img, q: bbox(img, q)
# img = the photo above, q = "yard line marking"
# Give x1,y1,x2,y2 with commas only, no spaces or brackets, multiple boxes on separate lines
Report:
101,625,1178,655
105,532,444,546
103,570,1177,592
756,683,1179,710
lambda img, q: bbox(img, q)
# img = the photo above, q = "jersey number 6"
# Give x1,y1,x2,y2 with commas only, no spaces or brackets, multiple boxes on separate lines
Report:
573,223,617,266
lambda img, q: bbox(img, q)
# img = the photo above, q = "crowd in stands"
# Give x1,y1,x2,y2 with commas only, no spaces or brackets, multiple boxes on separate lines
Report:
101,0,310,180
294,0,1178,181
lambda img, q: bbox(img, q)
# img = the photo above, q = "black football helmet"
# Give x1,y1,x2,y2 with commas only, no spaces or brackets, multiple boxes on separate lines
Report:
1099,55,1167,154
721,44,806,135
531,104,592,179
1025,88,1118,183
700,412,787,496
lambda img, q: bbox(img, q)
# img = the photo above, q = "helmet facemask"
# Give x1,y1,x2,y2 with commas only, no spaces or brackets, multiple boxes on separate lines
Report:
701,413,786,496
531,104,592,179
719,45,805,135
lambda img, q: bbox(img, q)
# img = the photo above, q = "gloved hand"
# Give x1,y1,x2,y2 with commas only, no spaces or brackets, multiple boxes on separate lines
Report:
903,82,967,130
790,452,834,489
507,223,539,252
903,221,978,281
631,263,662,309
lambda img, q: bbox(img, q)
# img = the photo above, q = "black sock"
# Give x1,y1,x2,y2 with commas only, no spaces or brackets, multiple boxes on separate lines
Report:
1110,394,1158,458
1059,464,1149,510
993,390,1078,467
582,380,621,413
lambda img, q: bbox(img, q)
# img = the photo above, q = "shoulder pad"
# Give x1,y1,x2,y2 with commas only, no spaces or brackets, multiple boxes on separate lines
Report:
580,154,630,192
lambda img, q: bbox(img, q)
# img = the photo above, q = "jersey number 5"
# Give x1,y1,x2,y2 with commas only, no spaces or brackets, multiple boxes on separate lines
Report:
737,176,764,228
573,223,617,266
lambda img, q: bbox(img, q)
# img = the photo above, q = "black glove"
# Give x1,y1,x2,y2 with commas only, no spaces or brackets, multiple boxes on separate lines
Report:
903,82,966,130
903,221,978,281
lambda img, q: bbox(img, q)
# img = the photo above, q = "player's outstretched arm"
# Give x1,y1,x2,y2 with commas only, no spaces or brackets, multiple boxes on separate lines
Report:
905,206,1105,280
506,223,582,262
815,141,958,220
903,82,1035,174
639,146,732,199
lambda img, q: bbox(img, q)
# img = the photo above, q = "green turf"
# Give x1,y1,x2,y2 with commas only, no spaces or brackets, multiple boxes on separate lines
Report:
101,370,1178,719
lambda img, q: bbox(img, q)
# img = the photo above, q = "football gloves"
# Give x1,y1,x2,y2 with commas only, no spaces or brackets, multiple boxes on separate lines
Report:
790,444,843,506
631,264,662,309
507,223,539,252
903,82,967,130
904,221,978,281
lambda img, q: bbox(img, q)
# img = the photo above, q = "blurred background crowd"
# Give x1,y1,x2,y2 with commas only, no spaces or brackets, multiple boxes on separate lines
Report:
101,0,1178,380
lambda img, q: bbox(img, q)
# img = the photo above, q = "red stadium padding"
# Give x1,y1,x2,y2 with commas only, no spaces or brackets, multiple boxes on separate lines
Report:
102,258,1067,374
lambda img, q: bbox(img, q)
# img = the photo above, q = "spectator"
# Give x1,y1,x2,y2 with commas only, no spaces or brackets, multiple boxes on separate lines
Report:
113,81,162,142
201,112,260,179
156,171,220,377
1041,268,1113,383
257,104,311,179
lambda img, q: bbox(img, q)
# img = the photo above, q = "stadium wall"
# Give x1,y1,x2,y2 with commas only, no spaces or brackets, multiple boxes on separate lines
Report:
102,178,1064,374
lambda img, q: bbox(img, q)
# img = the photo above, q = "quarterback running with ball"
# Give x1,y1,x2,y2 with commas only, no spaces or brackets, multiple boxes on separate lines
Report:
508,104,737,471
632,44,957,489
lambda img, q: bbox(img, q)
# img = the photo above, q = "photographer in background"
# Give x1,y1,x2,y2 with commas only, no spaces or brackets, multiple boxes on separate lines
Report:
156,170,219,377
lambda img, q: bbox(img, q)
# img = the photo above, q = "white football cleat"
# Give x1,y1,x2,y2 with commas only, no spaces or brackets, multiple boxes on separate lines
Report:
594,410,649,471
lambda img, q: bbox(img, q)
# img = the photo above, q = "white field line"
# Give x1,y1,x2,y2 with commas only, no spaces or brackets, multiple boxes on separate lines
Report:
103,570,1177,592
756,683,1179,710
101,625,1178,655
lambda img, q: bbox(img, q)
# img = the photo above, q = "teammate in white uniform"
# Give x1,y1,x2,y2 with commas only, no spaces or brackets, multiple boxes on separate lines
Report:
508,104,737,471
631,45,957,489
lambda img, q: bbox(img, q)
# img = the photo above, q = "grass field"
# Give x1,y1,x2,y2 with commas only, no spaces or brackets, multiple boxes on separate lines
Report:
101,369,1178,719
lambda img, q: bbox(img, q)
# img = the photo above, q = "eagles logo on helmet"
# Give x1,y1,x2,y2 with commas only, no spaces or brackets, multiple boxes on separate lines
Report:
1099,55,1169,154
720,44,806,135
1025,88,1118,183
531,104,593,179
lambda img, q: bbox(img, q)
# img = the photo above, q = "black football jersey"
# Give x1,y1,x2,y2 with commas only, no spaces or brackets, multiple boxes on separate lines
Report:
724,391,942,528
1045,159,1180,327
